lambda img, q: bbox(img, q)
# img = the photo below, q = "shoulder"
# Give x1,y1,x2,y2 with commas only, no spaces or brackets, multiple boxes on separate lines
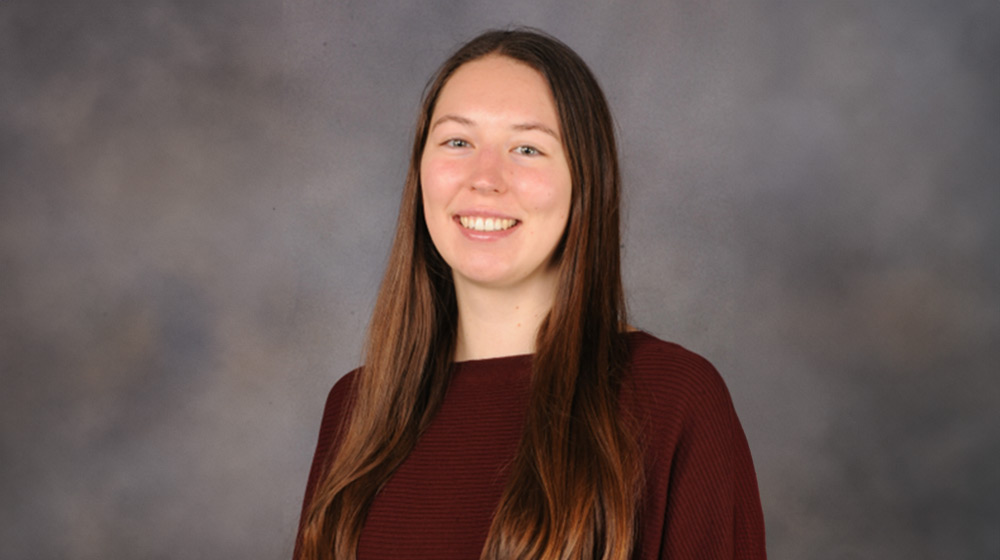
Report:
322,368,359,422
311,369,361,455
623,330,752,473
297,369,361,528
622,331,743,449
308,369,360,475
625,331,734,412
623,333,766,557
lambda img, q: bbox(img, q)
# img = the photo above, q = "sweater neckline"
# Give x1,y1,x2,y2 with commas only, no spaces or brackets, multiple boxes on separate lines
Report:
451,331,648,369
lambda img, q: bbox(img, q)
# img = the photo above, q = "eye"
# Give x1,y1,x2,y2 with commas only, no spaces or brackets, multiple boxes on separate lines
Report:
513,145,542,156
444,138,470,148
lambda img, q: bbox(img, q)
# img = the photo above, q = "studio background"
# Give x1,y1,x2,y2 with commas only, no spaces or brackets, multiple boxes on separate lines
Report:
2,1,997,558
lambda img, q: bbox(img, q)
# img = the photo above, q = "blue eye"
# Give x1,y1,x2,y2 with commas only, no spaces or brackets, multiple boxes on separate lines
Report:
514,145,541,156
445,138,469,148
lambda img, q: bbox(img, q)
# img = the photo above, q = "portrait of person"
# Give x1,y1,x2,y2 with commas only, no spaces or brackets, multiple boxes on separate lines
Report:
293,29,765,560
2,4,996,560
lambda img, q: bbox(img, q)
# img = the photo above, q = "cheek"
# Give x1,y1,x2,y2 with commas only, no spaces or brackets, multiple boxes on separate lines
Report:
523,169,572,216
420,165,446,211
421,159,462,205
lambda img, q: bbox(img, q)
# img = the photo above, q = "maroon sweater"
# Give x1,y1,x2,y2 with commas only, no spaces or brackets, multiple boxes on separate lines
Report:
295,332,766,559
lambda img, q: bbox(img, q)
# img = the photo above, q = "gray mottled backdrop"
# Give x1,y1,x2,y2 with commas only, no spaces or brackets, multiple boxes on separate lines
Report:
2,1,997,558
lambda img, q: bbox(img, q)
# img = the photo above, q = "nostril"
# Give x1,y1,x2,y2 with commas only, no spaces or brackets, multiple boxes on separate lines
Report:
470,181,504,193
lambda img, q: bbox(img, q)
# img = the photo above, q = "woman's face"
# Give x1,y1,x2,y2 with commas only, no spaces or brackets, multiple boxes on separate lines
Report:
420,55,572,295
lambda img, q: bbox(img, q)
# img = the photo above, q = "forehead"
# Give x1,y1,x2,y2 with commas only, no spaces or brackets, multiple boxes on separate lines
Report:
432,55,560,125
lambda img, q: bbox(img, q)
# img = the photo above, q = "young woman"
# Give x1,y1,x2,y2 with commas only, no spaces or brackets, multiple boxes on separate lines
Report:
295,29,765,560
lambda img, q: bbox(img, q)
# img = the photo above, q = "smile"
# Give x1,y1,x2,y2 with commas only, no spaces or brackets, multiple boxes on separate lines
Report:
458,216,519,232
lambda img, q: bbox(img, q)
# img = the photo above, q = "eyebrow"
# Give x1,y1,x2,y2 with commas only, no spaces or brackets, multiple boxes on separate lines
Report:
431,114,474,129
430,114,561,140
512,122,560,140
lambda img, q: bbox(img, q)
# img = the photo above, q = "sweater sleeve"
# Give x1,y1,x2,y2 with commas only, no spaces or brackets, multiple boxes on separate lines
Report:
292,372,356,560
655,363,766,559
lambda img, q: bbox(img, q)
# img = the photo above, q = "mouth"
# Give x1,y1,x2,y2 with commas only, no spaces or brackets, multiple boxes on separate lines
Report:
457,215,519,232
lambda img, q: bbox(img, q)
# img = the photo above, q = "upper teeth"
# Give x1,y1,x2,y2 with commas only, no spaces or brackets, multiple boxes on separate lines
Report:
459,216,517,232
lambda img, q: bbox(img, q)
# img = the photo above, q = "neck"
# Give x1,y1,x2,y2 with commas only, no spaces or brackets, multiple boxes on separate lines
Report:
452,276,558,361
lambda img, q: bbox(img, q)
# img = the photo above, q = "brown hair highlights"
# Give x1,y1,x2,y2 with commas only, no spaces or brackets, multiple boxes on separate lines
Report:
298,28,641,560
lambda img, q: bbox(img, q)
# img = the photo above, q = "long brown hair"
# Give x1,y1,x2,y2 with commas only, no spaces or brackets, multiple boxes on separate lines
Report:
299,28,641,560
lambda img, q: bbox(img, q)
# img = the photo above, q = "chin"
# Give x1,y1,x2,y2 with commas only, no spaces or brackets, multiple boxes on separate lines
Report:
454,270,513,287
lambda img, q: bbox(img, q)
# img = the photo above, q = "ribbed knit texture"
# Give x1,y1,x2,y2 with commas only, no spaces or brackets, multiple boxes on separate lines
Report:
295,332,766,559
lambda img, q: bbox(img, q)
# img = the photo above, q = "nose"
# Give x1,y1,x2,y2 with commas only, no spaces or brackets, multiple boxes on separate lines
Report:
469,146,505,194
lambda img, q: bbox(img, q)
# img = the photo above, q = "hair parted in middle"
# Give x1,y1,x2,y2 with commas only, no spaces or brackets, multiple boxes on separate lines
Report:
298,28,642,560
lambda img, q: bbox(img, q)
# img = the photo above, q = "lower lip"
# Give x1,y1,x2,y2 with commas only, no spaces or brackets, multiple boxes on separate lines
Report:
454,217,519,240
